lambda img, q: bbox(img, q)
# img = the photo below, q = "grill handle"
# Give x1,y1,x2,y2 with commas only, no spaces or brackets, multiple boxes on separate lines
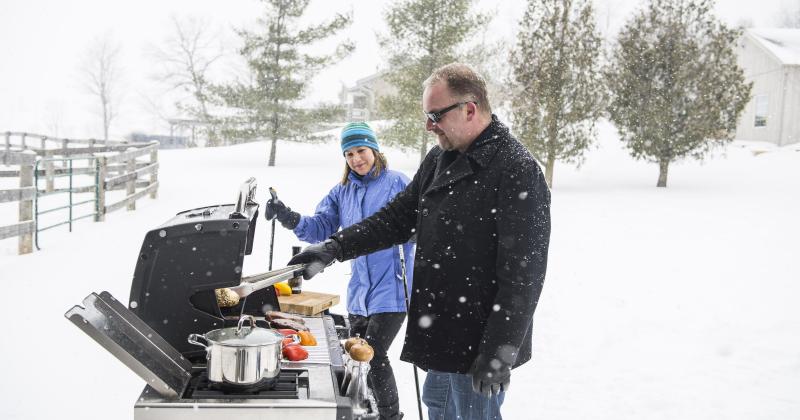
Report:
230,177,257,219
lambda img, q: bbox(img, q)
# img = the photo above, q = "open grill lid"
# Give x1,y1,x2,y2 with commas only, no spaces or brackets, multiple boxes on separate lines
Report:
127,178,280,360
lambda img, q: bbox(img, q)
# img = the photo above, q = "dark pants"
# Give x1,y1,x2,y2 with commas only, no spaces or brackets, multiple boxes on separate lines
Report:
349,312,406,420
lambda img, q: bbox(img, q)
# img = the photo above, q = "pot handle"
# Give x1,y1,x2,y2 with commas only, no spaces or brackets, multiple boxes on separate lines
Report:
187,333,209,348
236,314,257,335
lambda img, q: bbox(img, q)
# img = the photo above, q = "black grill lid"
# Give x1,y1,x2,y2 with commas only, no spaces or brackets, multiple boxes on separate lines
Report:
128,179,280,360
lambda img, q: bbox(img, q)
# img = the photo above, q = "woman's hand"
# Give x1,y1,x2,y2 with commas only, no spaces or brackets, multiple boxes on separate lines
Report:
265,198,300,229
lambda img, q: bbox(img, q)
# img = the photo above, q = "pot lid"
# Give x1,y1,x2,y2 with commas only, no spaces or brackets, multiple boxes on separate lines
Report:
204,315,282,347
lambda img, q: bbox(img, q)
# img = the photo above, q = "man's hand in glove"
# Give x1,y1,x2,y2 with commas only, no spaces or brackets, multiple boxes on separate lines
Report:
468,353,511,398
287,238,341,279
265,198,300,229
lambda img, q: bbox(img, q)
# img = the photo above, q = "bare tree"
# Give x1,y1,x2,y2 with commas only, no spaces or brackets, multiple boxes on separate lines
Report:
81,34,122,142
43,100,64,137
150,16,226,146
780,1,800,27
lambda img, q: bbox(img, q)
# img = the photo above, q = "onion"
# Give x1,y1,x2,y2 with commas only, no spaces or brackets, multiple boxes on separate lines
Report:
344,336,367,353
349,343,375,362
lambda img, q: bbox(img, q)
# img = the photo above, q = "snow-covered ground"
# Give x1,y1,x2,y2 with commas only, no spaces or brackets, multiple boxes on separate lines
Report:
1,121,798,419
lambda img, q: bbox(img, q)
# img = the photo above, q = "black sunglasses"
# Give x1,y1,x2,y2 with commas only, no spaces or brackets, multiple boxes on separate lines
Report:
424,101,477,123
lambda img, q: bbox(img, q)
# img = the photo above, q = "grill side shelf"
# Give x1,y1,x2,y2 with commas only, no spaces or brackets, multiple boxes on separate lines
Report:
65,291,192,399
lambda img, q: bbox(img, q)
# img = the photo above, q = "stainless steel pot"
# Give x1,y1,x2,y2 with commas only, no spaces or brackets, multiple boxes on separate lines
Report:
188,315,283,386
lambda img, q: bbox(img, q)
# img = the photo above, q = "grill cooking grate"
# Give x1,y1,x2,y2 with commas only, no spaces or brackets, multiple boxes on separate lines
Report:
186,369,308,399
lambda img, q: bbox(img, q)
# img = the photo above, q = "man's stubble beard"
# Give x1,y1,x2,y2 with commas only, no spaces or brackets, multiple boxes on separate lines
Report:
434,131,454,151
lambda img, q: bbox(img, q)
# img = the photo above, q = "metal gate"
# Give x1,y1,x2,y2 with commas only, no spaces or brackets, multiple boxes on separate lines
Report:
33,157,98,250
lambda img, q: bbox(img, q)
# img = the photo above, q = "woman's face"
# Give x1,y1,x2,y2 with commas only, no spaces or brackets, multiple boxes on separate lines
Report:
345,146,376,176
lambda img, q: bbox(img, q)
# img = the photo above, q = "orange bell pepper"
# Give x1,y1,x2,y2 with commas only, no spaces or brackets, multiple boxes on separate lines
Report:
297,330,317,346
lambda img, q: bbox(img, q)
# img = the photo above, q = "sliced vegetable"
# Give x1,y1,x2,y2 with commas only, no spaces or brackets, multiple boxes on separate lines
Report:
269,318,309,331
265,311,305,323
297,330,317,346
274,282,292,296
282,343,309,361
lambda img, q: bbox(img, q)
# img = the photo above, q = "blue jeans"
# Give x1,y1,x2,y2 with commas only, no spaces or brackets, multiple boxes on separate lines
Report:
422,370,505,420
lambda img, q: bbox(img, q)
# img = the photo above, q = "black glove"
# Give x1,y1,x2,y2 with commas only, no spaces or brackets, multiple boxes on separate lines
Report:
468,353,511,398
287,238,341,280
265,198,300,229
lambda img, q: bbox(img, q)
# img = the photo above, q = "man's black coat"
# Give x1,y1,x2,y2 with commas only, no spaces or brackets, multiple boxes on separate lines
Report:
335,116,551,373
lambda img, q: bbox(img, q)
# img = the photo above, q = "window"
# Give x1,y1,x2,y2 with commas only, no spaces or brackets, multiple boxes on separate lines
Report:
353,95,367,109
754,95,768,127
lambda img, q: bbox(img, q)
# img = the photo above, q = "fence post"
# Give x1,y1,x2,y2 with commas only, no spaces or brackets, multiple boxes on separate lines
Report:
4,132,9,154
126,148,136,211
95,155,107,222
88,139,95,168
45,149,55,193
18,151,35,254
21,133,26,150
149,144,158,199
61,138,68,169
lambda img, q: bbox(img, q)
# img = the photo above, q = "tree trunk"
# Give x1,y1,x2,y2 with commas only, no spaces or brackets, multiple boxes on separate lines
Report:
268,137,277,167
657,159,669,187
545,154,555,189
102,99,109,142
269,109,279,167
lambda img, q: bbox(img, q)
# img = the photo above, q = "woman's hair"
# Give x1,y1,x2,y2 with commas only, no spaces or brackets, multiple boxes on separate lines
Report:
341,149,388,185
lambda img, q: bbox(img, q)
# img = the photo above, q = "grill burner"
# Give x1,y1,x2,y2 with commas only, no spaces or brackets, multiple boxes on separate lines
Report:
187,369,307,399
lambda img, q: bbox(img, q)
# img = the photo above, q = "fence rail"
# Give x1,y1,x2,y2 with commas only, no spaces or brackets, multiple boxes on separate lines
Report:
0,220,34,241
2,133,160,254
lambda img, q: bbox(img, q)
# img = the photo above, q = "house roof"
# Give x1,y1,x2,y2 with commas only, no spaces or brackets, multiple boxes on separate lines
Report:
748,28,800,66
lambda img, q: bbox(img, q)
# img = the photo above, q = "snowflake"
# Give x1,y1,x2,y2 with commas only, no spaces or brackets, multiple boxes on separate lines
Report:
418,315,433,328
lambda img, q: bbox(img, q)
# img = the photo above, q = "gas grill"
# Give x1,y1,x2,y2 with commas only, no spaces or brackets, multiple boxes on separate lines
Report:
65,178,377,420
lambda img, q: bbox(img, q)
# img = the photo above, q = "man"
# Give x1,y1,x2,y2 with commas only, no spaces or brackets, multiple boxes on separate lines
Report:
290,63,551,419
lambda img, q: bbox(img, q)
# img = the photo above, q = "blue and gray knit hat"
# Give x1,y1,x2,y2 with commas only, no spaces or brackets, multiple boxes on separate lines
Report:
340,122,379,154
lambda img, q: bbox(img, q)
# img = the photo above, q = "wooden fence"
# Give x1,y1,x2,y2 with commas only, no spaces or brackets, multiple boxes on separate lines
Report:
1,132,160,254
0,150,36,254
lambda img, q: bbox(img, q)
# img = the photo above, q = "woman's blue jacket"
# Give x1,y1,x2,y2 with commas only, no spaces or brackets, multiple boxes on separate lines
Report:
293,169,414,316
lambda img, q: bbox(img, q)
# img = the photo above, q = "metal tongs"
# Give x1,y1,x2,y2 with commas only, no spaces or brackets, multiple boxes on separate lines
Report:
228,264,306,298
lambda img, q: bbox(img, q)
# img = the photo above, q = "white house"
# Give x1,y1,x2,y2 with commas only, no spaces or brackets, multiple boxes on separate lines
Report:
338,72,396,122
735,28,800,146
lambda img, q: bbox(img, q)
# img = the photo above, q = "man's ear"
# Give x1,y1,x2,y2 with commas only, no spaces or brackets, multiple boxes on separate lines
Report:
466,101,478,120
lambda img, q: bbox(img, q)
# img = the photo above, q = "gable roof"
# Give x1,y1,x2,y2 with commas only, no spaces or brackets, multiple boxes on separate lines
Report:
747,28,800,66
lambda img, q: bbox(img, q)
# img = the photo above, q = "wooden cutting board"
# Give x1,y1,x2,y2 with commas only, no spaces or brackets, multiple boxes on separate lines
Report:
278,291,340,316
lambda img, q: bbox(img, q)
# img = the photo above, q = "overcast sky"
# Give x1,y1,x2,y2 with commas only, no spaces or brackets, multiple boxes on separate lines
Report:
0,0,793,140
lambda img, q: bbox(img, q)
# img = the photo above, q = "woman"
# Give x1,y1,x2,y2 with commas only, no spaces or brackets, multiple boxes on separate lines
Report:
266,122,413,420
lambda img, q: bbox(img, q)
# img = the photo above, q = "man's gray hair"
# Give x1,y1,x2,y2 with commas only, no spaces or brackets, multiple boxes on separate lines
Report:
423,63,492,115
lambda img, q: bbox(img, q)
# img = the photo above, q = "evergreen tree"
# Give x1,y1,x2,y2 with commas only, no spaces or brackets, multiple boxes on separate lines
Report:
215,0,353,166
509,0,605,188
378,0,489,163
606,0,751,187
